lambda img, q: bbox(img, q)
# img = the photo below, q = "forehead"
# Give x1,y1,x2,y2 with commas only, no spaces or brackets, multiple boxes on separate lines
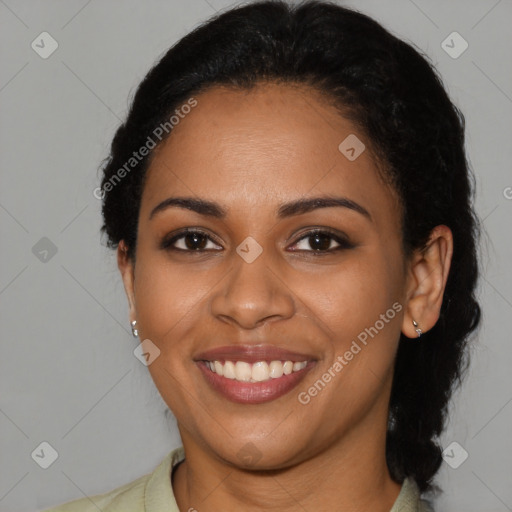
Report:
141,82,400,225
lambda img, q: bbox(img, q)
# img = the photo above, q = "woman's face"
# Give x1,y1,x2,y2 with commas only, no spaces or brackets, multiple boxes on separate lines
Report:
122,83,412,469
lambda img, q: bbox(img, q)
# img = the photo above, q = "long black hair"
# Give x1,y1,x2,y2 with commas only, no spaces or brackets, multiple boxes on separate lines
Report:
99,0,481,492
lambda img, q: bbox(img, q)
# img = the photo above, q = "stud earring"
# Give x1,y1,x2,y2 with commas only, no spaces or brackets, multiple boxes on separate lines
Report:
412,319,422,338
131,320,139,338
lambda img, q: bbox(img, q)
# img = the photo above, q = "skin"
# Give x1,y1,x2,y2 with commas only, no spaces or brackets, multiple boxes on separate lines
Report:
118,82,453,511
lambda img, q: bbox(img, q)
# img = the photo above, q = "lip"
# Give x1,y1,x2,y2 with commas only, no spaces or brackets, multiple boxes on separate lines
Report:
194,344,317,404
194,344,315,364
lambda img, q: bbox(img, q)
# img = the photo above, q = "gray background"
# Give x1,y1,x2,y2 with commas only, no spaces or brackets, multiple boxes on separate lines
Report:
1,0,511,511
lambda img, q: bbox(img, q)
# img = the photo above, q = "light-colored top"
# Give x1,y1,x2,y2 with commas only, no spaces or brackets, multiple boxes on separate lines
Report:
43,446,433,511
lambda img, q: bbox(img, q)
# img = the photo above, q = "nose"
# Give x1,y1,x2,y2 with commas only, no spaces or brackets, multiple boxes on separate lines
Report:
210,250,295,329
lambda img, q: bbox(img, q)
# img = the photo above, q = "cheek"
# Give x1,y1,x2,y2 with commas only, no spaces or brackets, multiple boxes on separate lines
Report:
132,249,210,351
133,241,404,350
300,252,405,395
131,251,212,414
304,254,403,334
296,258,404,409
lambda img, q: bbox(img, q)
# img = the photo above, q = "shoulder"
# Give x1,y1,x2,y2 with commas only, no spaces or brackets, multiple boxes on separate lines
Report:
390,478,435,512
42,473,148,512
42,447,185,512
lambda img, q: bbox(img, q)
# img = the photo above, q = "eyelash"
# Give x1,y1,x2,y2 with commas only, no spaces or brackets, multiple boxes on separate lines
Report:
160,228,354,255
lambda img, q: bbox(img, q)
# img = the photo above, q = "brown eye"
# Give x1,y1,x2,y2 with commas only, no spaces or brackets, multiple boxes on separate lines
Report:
161,229,222,252
182,232,208,250
290,229,354,253
306,232,334,251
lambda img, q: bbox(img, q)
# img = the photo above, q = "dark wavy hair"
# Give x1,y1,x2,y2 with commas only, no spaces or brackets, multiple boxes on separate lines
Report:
99,0,481,493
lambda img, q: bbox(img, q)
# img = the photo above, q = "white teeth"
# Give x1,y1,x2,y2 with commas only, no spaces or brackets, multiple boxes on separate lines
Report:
223,360,236,379
235,361,252,382
206,359,308,382
269,360,283,379
214,361,224,376
283,361,293,375
252,361,269,382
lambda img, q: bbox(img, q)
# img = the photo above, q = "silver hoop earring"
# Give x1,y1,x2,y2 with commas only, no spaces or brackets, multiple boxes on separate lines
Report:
131,320,139,338
412,319,422,338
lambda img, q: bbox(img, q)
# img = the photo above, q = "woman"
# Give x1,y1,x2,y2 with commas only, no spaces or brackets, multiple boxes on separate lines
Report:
45,0,480,510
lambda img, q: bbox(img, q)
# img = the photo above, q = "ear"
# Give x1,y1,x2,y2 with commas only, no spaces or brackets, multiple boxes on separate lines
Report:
402,225,453,338
117,240,137,324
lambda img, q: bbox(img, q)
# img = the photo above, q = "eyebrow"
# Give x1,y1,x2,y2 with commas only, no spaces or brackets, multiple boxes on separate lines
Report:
149,196,371,221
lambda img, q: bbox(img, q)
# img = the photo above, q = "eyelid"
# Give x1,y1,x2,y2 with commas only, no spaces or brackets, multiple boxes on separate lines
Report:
161,227,354,253
287,228,353,252
160,227,223,251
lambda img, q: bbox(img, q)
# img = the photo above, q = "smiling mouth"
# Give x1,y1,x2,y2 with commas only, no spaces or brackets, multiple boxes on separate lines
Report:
194,344,316,404
204,359,308,382
196,358,315,404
